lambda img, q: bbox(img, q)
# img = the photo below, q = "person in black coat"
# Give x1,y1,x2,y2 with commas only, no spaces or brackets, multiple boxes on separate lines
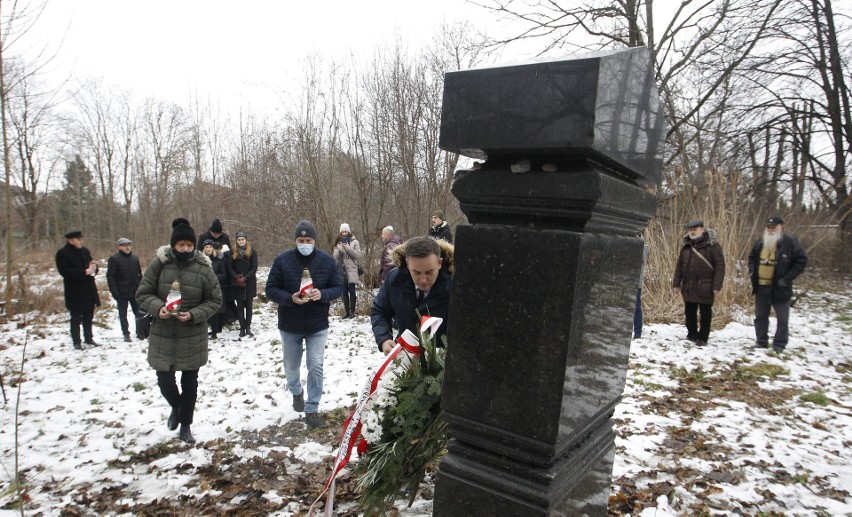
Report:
371,236,453,354
107,237,142,342
203,240,228,340
197,218,237,324
747,216,808,353
196,218,232,251
56,230,101,349
229,231,258,338
428,210,453,243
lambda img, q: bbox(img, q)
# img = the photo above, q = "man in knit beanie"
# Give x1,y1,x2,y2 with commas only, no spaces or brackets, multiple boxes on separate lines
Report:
196,218,231,251
265,220,342,429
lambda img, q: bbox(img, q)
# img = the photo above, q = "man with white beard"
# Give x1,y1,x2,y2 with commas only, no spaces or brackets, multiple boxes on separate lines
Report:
748,216,808,353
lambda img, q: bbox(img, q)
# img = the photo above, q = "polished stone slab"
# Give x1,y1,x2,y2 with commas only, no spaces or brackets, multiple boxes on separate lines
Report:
440,47,665,185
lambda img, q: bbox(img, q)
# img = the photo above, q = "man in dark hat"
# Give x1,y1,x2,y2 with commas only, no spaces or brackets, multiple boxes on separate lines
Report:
672,219,725,347
428,210,453,243
56,230,101,349
747,216,808,353
265,220,343,429
196,218,231,251
107,237,143,342
196,219,235,323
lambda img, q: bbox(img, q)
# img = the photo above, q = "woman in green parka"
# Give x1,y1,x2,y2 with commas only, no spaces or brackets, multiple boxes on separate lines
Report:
136,218,223,444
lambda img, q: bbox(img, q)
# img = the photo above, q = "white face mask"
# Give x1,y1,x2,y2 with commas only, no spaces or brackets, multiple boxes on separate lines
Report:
297,243,314,256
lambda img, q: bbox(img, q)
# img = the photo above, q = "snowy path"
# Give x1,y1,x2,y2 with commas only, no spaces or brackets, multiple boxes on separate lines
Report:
0,274,849,515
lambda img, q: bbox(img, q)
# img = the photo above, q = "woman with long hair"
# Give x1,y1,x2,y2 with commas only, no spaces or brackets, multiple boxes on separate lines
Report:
333,223,362,319
229,231,258,337
202,240,228,340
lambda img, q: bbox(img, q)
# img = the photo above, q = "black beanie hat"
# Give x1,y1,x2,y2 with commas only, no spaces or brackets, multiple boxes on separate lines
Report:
170,218,197,247
294,220,318,240
210,218,223,233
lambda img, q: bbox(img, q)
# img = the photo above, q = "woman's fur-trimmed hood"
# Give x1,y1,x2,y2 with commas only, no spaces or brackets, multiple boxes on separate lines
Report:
155,245,212,266
390,239,454,274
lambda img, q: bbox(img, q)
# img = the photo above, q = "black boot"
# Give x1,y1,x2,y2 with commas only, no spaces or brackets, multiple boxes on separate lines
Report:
179,424,195,444
167,407,180,431
239,328,246,338
245,328,254,338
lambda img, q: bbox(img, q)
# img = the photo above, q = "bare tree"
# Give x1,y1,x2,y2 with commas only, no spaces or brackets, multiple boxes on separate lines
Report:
474,0,784,181
4,58,62,248
2,0,57,317
134,98,190,244
737,0,851,271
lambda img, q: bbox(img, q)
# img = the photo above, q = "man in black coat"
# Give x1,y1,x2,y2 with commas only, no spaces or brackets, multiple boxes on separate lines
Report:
428,210,453,243
56,230,101,349
748,216,808,353
196,218,236,323
196,218,232,251
371,236,453,355
107,237,142,342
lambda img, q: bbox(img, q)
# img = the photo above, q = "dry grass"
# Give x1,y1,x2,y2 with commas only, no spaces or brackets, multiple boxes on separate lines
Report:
643,168,846,327
644,171,755,327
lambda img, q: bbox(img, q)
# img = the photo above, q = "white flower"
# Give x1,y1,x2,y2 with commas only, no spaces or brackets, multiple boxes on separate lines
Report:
362,408,384,443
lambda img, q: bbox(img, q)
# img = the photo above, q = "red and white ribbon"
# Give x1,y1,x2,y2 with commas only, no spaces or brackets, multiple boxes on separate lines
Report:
299,278,314,297
165,293,181,312
309,316,443,516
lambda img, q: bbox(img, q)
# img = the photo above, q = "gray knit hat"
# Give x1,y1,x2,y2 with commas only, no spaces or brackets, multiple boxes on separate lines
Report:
294,220,318,240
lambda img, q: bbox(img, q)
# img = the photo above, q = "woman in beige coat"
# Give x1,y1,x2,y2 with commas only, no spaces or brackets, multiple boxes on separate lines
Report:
333,223,362,319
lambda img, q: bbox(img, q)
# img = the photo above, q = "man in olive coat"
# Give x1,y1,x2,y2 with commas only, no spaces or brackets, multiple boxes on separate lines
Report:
672,220,725,346
56,230,101,349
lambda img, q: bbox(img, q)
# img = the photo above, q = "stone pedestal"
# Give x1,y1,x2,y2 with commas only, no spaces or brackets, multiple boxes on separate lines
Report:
433,47,664,516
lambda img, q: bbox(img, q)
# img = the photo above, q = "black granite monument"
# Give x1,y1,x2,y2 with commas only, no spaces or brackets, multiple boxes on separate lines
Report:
433,47,664,516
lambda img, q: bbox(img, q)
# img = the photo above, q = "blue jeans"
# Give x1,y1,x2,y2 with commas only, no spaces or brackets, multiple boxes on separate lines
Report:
280,328,328,413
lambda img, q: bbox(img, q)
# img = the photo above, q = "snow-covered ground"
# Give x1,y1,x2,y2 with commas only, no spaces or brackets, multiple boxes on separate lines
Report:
0,266,849,515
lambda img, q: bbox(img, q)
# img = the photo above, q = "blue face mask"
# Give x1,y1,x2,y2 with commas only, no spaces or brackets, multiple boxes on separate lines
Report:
297,243,314,256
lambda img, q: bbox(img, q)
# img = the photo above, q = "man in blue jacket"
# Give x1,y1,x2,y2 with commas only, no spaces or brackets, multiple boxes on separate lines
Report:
266,220,342,428
748,216,808,353
371,236,453,355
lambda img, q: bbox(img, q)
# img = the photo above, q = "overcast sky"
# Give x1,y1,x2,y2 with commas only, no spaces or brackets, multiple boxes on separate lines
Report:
12,0,517,114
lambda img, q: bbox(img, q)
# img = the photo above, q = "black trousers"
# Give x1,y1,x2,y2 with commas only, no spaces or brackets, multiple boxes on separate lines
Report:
208,313,225,334
236,297,253,330
342,283,357,314
684,301,713,341
156,369,199,426
115,297,141,337
69,309,95,344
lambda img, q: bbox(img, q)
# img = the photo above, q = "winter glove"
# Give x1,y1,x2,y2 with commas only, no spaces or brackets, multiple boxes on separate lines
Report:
777,278,788,288
236,275,247,287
